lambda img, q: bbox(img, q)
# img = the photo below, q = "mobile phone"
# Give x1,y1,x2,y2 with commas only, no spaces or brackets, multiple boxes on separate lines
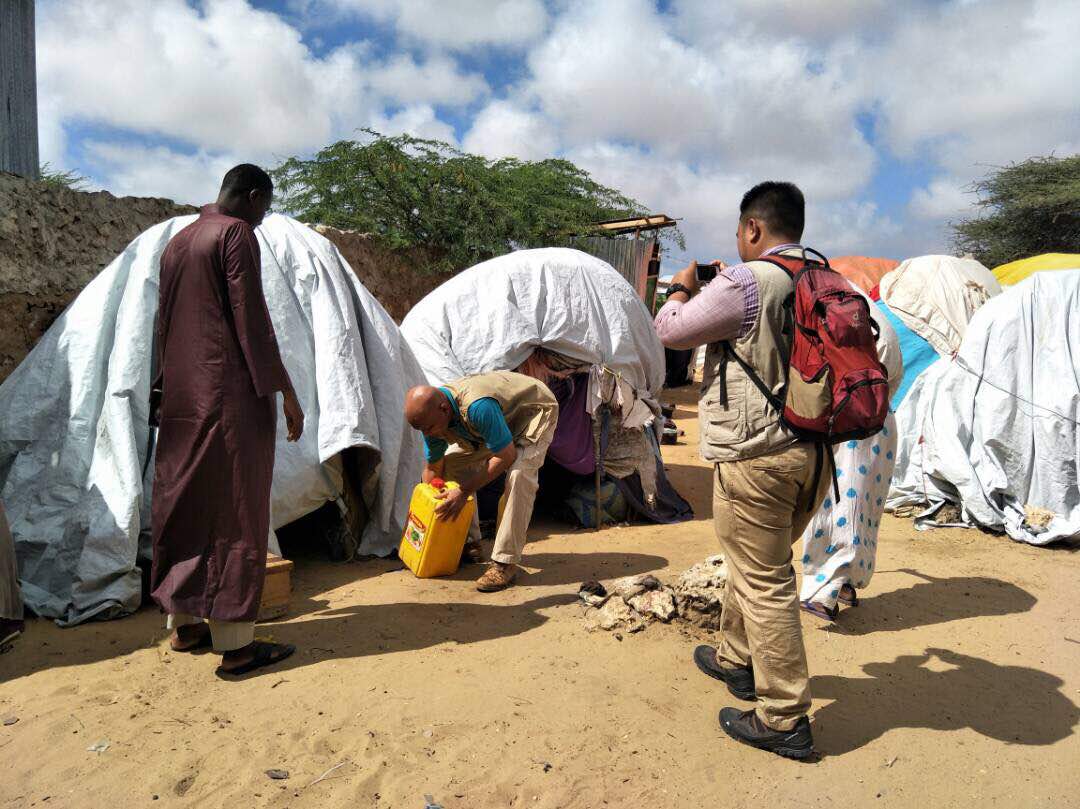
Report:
695,263,718,283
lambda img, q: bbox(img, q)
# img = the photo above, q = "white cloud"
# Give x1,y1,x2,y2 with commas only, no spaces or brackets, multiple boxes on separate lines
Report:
462,101,557,160
81,142,240,205
38,0,485,156
38,0,369,157
36,0,474,201
672,0,895,44
525,0,876,200
909,178,974,222
368,53,489,106
324,0,548,49
868,0,1080,166
369,104,459,144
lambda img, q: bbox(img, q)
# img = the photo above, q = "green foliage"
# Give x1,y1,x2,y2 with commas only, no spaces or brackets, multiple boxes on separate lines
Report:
38,162,87,190
952,154,1080,268
272,131,679,274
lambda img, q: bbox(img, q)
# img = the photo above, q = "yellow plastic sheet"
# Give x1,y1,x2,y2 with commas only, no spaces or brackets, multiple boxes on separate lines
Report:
992,253,1080,286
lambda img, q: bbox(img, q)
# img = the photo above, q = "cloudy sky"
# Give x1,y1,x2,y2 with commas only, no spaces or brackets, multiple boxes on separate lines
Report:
37,0,1080,267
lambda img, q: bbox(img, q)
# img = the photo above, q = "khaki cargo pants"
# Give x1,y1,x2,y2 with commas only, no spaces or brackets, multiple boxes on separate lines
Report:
713,442,831,730
442,411,558,566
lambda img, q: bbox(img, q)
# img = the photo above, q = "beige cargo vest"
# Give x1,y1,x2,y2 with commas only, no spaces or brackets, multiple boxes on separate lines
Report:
444,371,557,451
699,252,801,463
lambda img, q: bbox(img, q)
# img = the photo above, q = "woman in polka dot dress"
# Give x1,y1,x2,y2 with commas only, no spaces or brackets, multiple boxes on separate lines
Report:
799,285,904,621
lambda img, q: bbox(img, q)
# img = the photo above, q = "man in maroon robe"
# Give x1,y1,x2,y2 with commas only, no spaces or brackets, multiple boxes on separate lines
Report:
151,164,304,677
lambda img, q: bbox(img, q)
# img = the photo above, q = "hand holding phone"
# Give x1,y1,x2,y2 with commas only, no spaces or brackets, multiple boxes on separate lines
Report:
695,260,726,283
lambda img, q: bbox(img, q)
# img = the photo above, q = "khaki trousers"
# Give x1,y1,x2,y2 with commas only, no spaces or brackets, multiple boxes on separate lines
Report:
712,442,830,731
0,502,23,621
442,413,558,566
168,613,255,653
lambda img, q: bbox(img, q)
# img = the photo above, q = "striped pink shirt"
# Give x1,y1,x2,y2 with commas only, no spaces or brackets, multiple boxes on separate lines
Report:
653,244,801,350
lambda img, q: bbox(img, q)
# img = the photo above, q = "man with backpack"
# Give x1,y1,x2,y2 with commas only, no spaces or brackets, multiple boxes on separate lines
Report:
654,181,888,759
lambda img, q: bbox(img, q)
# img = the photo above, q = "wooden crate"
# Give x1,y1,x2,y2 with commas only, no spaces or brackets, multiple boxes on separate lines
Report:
257,554,293,622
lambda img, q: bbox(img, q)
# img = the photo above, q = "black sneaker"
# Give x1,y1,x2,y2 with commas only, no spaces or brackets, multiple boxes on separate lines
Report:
718,707,814,760
693,645,756,700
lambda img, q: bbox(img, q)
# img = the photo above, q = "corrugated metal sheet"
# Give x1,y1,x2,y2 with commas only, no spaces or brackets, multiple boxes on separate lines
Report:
572,236,656,300
1,0,39,179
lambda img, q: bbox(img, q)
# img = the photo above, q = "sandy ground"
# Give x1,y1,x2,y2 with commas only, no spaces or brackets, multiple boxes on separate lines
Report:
2,388,1079,808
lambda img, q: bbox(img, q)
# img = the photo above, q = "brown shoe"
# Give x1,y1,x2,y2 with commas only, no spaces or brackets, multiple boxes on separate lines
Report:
461,539,486,565
476,562,517,592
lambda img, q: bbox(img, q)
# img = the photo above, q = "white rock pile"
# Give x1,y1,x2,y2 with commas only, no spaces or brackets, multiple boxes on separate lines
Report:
580,555,728,633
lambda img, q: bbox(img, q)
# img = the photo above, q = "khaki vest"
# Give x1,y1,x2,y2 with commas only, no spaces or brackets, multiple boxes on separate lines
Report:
699,251,801,462
444,371,557,451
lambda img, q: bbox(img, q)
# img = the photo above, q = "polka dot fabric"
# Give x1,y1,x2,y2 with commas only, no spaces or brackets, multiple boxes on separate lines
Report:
798,411,898,609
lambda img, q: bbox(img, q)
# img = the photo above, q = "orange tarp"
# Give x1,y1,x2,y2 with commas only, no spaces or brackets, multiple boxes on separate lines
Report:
830,256,899,293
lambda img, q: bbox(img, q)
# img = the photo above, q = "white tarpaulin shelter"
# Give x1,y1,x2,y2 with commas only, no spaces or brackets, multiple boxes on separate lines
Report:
400,247,693,525
886,270,1080,545
879,255,1001,357
0,214,425,625
400,247,665,421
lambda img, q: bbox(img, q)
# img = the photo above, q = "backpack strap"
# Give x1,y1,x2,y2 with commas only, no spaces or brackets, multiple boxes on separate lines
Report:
725,339,839,509
757,256,798,277
721,341,784,413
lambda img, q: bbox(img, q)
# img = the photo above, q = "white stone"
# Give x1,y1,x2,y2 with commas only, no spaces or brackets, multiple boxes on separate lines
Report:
627,588,677,622
673,555,728,630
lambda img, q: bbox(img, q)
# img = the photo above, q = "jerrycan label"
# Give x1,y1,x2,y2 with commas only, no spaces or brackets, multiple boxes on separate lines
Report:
405,513,428,552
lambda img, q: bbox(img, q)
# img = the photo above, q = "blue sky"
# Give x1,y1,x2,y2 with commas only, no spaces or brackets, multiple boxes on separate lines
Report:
35,0,1080,269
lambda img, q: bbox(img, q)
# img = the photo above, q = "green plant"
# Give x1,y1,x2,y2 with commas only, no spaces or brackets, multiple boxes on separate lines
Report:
39,162,87,190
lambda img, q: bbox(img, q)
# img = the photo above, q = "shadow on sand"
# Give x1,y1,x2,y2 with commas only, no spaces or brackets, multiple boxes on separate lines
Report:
1,549,667,680
826,568,1038,635
812,646,1080,756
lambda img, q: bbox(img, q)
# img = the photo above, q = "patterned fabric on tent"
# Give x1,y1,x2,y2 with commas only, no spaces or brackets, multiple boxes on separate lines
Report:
992,253,1080,286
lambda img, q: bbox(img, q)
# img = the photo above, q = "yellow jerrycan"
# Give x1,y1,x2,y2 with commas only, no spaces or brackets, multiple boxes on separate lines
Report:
398,478,476,578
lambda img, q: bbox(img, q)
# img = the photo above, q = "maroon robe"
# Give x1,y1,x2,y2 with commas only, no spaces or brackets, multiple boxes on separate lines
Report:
150,205,291,623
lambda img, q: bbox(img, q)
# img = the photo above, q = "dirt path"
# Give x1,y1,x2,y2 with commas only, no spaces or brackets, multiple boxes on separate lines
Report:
3,389,1079,808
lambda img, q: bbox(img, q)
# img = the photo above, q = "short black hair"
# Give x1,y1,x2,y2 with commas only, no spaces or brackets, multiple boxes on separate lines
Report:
219,163,273,197
739,181,805,241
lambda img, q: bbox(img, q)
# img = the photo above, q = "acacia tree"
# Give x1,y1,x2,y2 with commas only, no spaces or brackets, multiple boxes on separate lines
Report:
272,131,675,274
953,154,1080,267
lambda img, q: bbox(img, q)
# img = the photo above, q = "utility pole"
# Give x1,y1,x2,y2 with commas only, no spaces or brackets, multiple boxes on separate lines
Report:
1,0,40,179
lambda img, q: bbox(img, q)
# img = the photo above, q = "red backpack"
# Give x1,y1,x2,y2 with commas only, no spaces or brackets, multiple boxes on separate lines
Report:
723,247,890,493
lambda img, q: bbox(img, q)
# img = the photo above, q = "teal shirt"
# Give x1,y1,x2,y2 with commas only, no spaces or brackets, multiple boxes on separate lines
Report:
423,387,513,462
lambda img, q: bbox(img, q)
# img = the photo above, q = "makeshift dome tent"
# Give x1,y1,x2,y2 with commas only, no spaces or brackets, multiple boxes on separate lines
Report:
0,214,426,626
830,255,899,294
400,247,692,526
992,253,1080,286
878,255,1001,358
886,271,1080,545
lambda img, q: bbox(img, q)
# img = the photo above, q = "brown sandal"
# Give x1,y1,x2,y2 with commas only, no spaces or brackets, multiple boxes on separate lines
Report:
837,583,859,607
800,600,838,622
476,563,517,592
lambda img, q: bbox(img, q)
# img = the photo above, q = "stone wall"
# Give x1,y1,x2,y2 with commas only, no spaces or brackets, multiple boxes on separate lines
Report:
0,173,453,383
0,172,195,382
311,225,452,323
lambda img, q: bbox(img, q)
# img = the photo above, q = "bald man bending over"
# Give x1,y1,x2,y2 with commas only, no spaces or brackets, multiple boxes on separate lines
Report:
405,371,558,591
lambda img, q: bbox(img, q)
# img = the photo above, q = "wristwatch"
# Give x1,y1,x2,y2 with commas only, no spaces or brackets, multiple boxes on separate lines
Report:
666,283,693,298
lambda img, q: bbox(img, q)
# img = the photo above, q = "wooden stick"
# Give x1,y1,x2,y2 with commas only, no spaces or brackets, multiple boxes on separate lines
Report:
594,406,603,532
307,761,349,788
